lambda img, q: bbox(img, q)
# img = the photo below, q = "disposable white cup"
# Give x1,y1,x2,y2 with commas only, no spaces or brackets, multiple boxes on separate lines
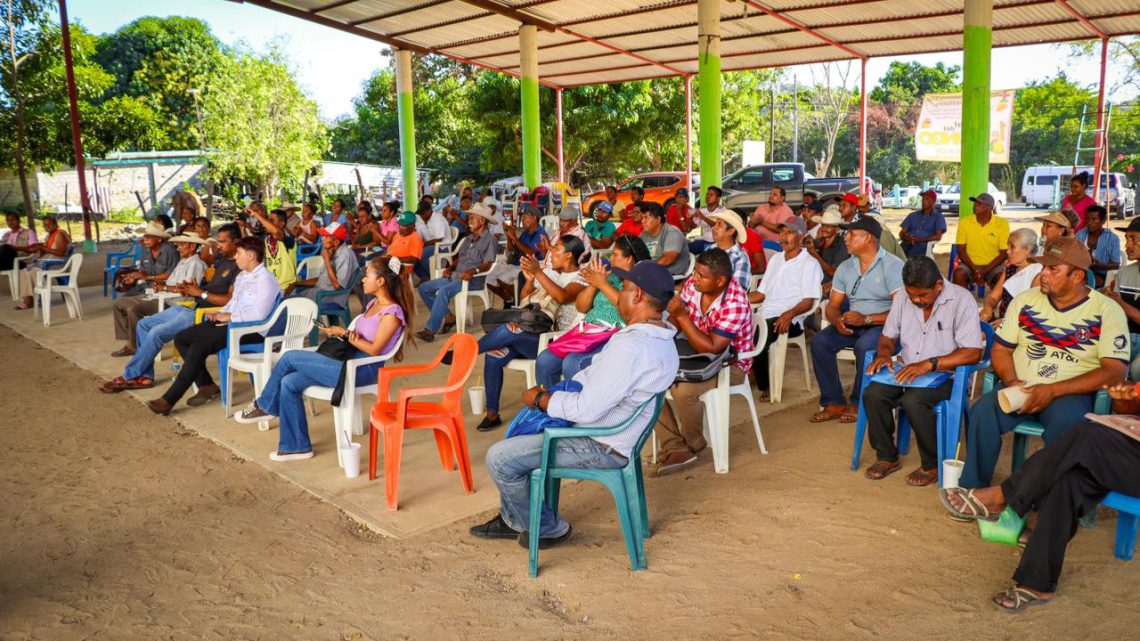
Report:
942,459,965,489
997,386,1029,414
468,386,486,415
341,443,362,479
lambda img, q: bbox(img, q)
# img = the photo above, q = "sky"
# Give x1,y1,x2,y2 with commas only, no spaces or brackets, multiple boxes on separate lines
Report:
66,0,1134,122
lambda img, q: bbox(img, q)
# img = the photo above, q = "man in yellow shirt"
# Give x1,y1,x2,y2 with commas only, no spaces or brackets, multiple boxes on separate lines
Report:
956,237,1128,490
952,192,1009,289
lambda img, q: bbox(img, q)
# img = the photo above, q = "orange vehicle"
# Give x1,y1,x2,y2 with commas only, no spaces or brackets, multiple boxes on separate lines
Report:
581,171,701,216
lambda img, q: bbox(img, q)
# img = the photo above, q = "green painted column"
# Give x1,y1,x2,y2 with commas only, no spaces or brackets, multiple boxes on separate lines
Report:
961,0,992,210
697,0,722,189
394,49,418,205
519,25,541,189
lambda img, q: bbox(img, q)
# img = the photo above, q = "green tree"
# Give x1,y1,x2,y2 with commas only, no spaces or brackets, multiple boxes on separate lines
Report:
1,0,50,225
93,16,225,150
202,44,327,199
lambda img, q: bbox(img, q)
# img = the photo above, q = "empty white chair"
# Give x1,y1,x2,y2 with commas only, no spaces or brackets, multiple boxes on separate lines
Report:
33,254,84,327
429,225,461,275
767,298,820,403
2,257,24,301
539,215,559,236
699,305,769,473
224,297,318,422
303,334,405,467
673,253,696,283
503,330,566,390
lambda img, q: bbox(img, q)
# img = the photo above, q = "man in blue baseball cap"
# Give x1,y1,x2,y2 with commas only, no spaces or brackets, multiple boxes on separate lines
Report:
586,200,617,251
472,261,679,549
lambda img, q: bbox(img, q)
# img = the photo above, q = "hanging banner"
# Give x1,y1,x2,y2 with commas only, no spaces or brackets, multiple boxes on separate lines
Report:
915,90,1014,164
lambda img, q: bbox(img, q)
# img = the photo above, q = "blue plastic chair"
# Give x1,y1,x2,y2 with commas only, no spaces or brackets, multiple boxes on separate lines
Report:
295,241,322,264
104,240,142,299
528,393,665,577
310,268,362,343
1102,492,1140,560
851,322,995,488
946,245,985,300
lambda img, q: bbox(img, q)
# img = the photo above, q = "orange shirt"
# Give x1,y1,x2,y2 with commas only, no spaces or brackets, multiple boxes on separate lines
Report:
388,230,424,260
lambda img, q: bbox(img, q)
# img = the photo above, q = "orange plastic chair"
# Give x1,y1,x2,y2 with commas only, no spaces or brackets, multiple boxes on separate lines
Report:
369,333,479,511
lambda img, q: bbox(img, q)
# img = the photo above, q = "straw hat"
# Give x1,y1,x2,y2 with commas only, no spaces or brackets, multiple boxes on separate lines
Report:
141,221,171,238
465,202,502,225
169,230,209,245
811,211,844,226
707,212,746,241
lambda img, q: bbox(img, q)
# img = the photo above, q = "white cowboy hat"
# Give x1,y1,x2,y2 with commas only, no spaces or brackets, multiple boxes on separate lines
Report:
169,230,209,245
706,212,747,241
141,221,171,238
810,211,844,226
464,202,502,226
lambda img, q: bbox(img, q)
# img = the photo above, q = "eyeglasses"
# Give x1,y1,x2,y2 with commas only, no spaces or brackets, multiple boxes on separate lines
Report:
850,274,864,297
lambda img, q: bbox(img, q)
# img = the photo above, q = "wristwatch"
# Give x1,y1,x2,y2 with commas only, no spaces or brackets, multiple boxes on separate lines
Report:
200,291,209,301
929,357,939,372
863,315,873,326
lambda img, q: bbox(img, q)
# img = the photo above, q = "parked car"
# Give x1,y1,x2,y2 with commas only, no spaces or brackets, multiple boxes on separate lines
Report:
1098,172,1136,218
581,172,701,215
1021,164,1089,208
720,163,862,216
882,185,922,209
937,182,1007,215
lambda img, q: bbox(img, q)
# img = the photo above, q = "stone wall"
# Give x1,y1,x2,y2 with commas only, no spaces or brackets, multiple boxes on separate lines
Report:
0,163,205,216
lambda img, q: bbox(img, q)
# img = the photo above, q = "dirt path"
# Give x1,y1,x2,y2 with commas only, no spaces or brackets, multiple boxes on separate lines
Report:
1,327,1135,640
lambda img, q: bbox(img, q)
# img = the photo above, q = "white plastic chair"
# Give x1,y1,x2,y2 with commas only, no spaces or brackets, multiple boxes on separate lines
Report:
747,273,762,293
429,225,461,275
224,298,318,423
298,255,324,280
767,298,820,403
33,254,84,327
2,256,25,301
302,333,405,467
674,253,696,283
503,330,566,390
539,215,559,236
430,236,495,334
699,305,769,473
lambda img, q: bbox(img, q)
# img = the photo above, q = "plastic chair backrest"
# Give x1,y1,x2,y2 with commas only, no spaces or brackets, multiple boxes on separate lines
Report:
979,321,996,362
440,333,479,413
762,240,781,252
745,304,767,360
279,298,318,346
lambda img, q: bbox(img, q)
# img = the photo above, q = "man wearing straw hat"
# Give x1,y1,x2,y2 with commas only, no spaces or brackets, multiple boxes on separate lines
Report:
860,256,983,486
415,202,499,342
109,221,180,358
957,237,1128,490
101,226,241,394
706,210,751,290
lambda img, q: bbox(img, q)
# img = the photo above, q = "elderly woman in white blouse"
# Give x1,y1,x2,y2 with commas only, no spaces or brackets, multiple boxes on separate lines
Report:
980,227,1043,325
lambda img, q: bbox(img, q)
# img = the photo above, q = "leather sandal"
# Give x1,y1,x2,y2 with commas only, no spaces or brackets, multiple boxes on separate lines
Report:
810,405,845,423
864,459,901,480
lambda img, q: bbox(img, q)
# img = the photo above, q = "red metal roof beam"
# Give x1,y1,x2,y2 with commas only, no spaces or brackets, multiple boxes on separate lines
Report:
740,0,866,60
1053,0,1109,39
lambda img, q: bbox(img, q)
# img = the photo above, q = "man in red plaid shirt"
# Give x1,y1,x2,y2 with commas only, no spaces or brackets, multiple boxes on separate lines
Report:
654,248,754,475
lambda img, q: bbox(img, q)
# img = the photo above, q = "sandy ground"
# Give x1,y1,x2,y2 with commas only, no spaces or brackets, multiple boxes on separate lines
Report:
2,320,1137,641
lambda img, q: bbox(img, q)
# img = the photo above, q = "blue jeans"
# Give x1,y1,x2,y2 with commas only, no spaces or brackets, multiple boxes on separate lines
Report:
810,324,884,407
413,244,436,281
487,433,627,536
959,389,1093,489
417,276,466,333
123,305,195,380
480,325,540,413
534,344,603,388
256,349,383,454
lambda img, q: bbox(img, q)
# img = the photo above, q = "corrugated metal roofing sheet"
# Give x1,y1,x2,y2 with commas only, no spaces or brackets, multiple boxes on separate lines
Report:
252,0,1140,87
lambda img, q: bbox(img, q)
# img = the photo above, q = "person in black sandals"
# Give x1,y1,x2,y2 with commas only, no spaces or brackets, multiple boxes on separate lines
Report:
861,256,984,485
940,381,1140,612
415,202,499,342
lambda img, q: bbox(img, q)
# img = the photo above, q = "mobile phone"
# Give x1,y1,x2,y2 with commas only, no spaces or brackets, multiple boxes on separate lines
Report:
314,320,329,329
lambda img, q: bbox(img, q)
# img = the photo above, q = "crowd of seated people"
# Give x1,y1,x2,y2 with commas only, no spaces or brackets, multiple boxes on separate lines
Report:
61,180,1140,613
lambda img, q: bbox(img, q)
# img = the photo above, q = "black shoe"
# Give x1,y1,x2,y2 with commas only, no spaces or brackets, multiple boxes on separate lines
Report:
518,524,573,549
476,416,503,432
469,514,520,540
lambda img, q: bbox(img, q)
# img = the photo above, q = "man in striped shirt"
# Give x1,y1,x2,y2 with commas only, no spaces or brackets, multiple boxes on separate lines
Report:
471,261,679,549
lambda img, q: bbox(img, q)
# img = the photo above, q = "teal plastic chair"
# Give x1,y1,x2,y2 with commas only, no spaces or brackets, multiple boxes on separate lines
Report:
104,240,142,299
527,393,665,578
310,268,362,343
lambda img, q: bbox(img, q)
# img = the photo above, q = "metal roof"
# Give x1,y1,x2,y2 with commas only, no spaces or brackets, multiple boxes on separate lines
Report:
240,0,1140,87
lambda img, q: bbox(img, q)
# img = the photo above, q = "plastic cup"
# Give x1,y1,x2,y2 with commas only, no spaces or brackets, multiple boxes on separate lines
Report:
340,443,362,479
997,386,1029,414
468,386,485,415
941,459,965,489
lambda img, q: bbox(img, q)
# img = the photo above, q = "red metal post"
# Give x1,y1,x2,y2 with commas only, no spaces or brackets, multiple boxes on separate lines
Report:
556,88,565,183
859,57,867,193
57,0,93,246
685,75,693,189
1093,37,1108,202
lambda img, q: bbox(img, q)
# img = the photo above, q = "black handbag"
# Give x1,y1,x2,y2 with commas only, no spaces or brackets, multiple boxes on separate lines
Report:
673,337,735,383
316,336,356,407
480,307,524,334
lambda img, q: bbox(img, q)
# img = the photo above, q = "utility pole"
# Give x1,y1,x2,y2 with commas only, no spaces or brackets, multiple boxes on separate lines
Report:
792,74,799,163
769,81,776,162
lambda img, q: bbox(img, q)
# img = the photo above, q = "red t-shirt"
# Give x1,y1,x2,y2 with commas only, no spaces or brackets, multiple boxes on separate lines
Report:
666,203,694,232
615,218,643,237
742,227,766,272
621,203,638,221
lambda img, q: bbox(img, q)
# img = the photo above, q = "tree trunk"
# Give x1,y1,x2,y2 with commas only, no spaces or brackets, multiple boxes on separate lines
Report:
7,0,34,229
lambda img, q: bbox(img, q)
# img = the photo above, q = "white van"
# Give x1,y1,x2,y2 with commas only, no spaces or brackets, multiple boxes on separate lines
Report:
1021,165,1092,208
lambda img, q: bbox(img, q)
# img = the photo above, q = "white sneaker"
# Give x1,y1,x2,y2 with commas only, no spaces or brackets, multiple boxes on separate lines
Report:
269,450,314,462
235,401,277,425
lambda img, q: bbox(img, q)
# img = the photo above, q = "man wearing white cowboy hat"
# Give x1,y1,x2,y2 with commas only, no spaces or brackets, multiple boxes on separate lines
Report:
416,201,500,341
807,211,850,294
101,224,244,394
706,210,751,290
109,220,180,357
482,196,506,240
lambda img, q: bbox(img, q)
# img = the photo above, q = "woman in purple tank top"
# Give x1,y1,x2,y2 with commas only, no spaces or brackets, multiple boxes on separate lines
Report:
235,257,414,461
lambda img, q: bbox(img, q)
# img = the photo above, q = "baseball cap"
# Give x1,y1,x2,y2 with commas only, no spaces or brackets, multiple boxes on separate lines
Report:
840,193,859,206
596,201,614,214
675,187,690,199
1032,237,1091,270
397,210,416,226
838,216,883,239
557,207,580,221
777,216,808,236
920,189,938,199
610,261,675,306
1037,211,1072,229
319,221,348,241
969,192,996,208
